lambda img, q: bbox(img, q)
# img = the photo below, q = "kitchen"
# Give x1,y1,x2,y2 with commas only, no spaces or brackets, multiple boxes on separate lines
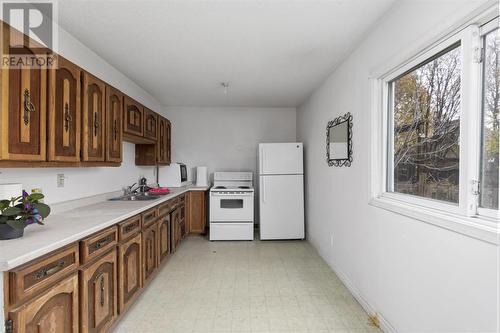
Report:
0,1,499,333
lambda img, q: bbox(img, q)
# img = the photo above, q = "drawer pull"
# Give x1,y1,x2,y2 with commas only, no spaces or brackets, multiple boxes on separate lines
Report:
94,235,113,250
123,223,138,234
34,260,65,280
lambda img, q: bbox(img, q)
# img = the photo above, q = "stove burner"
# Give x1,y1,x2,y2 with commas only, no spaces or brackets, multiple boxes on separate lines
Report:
214,186,226,189
238,186,250,189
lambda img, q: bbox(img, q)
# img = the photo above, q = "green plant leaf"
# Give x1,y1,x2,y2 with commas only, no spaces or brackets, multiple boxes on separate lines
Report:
2,207,21,216
34,203,51,218
0,215,8,223
7,219,25,230
0,200,10,210
29,193,44,201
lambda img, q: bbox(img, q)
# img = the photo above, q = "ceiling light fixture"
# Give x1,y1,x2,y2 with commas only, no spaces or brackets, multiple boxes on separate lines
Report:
221,82,229,95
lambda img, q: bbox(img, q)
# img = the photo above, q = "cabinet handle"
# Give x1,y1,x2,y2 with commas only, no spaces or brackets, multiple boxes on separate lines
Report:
23,89,36,125
93,235,113,251
94,112,100,136
34,260,65,280
100,276,105,307
123,223,138,234
113,119,118,140
64,103,72,132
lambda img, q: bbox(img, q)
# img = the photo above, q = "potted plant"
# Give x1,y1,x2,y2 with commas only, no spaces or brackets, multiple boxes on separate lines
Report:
0,190,51,240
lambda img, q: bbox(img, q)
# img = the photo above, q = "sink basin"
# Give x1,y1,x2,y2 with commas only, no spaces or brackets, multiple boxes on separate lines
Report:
109,193,161,201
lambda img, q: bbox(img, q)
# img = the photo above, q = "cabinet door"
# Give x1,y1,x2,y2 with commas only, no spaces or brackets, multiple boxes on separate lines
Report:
142,223,158,285
80,250,117,333
82,72,105,161
8,273,79,333
1,24,47,161
118,233,142,314
180,203,186,238
166,119,171,165
143,108,158,141
123,96,143,137
48,57,81,162
105,86,123,163
158,215,170,265
157,117,170,165
170,209,181,253
188,191,206,234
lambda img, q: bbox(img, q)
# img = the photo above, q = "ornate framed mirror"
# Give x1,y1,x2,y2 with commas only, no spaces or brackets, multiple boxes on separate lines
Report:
326,112,353,167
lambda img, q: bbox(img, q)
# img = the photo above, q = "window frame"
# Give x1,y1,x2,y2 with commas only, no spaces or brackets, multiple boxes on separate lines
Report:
477,17,500,219
369,6,499,244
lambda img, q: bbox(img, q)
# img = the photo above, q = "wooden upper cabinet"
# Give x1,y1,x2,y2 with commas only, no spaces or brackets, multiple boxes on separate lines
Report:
48,56,81,162
123,96,144,137
166,119,171,164
82,72,106,162
157,117,171,165
0,23,47,161
8,273,79,333
105,86,123,163
143,108,158,141
79,250,118,333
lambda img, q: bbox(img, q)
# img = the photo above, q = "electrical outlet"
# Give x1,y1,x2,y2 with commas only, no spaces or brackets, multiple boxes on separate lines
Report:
57,174,65,188
330,235,334,248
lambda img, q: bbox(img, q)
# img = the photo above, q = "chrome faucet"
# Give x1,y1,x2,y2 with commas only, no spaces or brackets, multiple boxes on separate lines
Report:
123,183,137,196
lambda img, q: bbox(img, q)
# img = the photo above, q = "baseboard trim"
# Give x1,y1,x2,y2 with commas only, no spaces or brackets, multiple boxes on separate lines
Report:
308,235,398,333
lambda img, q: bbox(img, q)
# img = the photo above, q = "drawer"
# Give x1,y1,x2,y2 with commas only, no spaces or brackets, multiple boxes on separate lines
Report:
118,215,141,241
8,244,79,306
179,194,186,204
80,226,118,264
142,207,158,228
158,201,172,217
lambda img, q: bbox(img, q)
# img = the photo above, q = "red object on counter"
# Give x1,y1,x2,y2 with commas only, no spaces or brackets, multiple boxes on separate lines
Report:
149,187,170,194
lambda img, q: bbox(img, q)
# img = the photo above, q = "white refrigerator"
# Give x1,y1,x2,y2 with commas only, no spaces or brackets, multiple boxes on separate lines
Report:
258,143,305,240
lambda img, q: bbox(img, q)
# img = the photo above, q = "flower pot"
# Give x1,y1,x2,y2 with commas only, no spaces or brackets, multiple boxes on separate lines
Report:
0,224,24,240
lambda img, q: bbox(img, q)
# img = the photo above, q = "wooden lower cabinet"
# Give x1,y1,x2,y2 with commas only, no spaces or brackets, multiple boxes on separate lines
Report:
118,233,142,314
157,214,170,265
142,223,158,285
170,208,181,253
79,250,117,333
187,191,206,234
4,191,207,333
8,273,79,333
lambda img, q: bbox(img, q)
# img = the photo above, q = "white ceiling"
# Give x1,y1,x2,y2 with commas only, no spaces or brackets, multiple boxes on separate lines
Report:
57,0,396,107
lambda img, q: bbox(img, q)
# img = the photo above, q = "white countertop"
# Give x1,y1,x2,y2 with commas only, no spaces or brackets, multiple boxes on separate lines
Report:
0,185,209,271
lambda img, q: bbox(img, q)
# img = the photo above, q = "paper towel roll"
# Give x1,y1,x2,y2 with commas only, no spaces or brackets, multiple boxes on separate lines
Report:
0,183,23,201
196,166,208,187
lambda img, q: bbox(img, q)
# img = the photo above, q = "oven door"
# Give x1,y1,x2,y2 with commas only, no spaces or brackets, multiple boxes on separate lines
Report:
210,192,254,222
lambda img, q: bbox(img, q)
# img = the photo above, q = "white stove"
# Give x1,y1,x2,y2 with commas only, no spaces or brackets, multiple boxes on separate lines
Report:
209,172,254,240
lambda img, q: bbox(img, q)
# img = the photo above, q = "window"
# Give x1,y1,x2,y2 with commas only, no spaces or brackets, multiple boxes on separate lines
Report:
370,7,500,240
389,44,461,204
480,26,500,210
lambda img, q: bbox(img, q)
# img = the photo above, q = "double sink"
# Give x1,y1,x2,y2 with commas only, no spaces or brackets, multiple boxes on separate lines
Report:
109,192,161,201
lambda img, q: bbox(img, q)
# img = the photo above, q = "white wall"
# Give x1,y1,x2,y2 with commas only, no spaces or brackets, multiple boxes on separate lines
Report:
0,24,161,204
161,107,296,182
296,1,498,332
